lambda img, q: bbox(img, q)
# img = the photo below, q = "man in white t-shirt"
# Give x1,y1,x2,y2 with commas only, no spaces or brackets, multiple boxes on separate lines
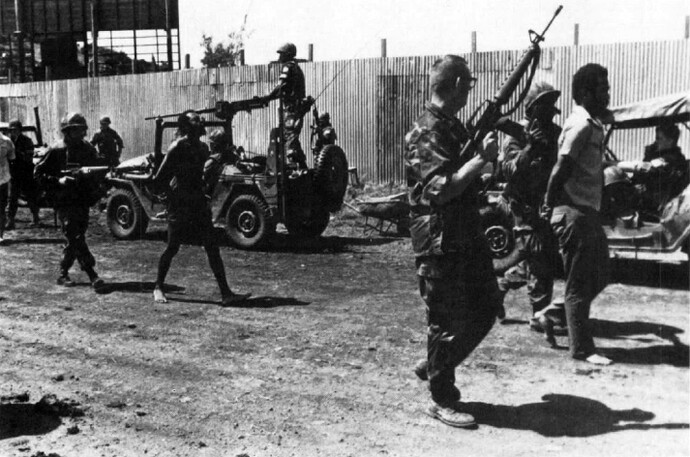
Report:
0,131,16,244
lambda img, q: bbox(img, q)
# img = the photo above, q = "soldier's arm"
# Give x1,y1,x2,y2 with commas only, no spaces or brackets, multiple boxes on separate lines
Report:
266,64,291,101
115,131,124,152
34,147,61,188
423,132,498,206
500,134,531,181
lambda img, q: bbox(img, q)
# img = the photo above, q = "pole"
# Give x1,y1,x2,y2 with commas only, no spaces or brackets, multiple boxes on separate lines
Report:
184,53,190,69
165,0,174,70
471,31,477,53
13,0,25,82
380,38,387,58
685,16,689,39
574,23,579,46
308,43,313,62
90,0,99,77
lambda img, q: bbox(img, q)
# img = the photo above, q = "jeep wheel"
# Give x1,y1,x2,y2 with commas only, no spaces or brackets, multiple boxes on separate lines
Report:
314,145,348,212
107,189,149,239
480,205,522,274
225,194,275,249
285,207,330,238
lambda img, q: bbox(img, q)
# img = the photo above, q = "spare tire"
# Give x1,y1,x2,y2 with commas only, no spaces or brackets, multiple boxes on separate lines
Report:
314,145,348,212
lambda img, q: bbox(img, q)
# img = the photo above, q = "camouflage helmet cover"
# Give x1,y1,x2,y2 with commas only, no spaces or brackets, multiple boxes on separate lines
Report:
276,42,297,58
60,112,88,132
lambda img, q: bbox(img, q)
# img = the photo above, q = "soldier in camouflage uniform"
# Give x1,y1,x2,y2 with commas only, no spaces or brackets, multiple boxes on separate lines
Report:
405,55,501,428
495,82,565,334
265,42,313,169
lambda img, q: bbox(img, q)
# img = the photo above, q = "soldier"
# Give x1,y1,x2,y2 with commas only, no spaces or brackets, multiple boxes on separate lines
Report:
311,112,338,154
495,82,565,334
6,119,41,229
34,113,105,290
405,55,501,428
90,116,124,167
203,129,234,197
152,112,250,306
264,42,313,169
0,129,15,245
543,63,613,365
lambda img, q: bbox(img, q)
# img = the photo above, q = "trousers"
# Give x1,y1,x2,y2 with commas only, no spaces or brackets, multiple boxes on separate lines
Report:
550,205,610,358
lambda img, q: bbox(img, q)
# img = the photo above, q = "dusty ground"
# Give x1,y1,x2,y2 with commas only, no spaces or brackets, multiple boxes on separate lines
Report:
0,206,688,457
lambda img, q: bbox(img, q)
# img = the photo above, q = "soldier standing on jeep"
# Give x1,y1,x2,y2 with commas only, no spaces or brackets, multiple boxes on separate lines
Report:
34,113,106,291
495,82,565,335
264,42,313,170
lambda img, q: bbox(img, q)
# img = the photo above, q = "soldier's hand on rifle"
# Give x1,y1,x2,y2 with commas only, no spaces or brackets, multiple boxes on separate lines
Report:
478,132,498,163
527,124,547,146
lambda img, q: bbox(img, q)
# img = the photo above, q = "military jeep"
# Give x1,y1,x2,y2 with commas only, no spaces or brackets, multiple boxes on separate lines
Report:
104,97,349,249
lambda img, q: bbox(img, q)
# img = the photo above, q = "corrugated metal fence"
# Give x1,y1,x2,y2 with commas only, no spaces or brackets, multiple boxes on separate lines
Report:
0,39,687,184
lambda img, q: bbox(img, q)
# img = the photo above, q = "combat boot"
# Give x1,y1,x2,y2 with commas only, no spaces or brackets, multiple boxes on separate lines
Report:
57,274,76,287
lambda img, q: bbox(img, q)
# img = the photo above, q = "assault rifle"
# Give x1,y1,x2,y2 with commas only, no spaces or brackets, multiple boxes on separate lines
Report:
59,164,111,184
460,5,562,164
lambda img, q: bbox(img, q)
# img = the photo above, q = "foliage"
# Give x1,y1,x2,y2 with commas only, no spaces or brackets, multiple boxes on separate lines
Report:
200,14,250,68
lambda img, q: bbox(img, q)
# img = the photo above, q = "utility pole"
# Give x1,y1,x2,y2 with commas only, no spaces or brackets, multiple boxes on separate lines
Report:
90,0,99,77
574,23,580,46
13,0,25,82
381,38,387,58
471,31,477,53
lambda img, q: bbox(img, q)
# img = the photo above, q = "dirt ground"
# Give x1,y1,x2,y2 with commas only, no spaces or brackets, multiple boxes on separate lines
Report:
0,206,688,457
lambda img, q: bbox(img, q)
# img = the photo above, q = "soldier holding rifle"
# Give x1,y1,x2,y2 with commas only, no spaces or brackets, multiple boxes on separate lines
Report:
405,55,501,428
34,113,106,291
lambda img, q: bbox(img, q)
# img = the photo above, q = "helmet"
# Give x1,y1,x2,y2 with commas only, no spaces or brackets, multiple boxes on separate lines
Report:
276,42,297,58
8,118,22,130
318,113,331,124
208,129,229,146
604,165,630,187
524,82,561,113
99,115,111,124
60,112,88,132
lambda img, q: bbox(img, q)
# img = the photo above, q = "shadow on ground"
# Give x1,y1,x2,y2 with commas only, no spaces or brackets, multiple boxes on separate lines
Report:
0,403,61,440
462,394,688,437
171,295,310,309
97,281,185,295
591,319,689,367
610,258,689,290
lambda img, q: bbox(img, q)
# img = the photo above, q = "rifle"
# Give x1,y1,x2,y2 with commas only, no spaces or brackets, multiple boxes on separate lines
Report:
144,96,269,121
59,164,111,184
460,5,562,164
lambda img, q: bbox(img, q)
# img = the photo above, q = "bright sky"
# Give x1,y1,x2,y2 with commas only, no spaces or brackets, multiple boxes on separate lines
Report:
178,0,689,67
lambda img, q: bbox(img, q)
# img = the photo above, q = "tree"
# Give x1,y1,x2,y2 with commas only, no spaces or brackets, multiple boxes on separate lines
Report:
200,15,249,68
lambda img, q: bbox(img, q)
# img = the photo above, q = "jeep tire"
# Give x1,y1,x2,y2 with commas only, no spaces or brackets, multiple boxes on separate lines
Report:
107,188,149,239
314,145,348,212
225,194,275,249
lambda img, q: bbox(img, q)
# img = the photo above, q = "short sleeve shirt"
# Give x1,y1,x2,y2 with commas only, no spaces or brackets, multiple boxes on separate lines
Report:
0,133,16,185
558,105,605,211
